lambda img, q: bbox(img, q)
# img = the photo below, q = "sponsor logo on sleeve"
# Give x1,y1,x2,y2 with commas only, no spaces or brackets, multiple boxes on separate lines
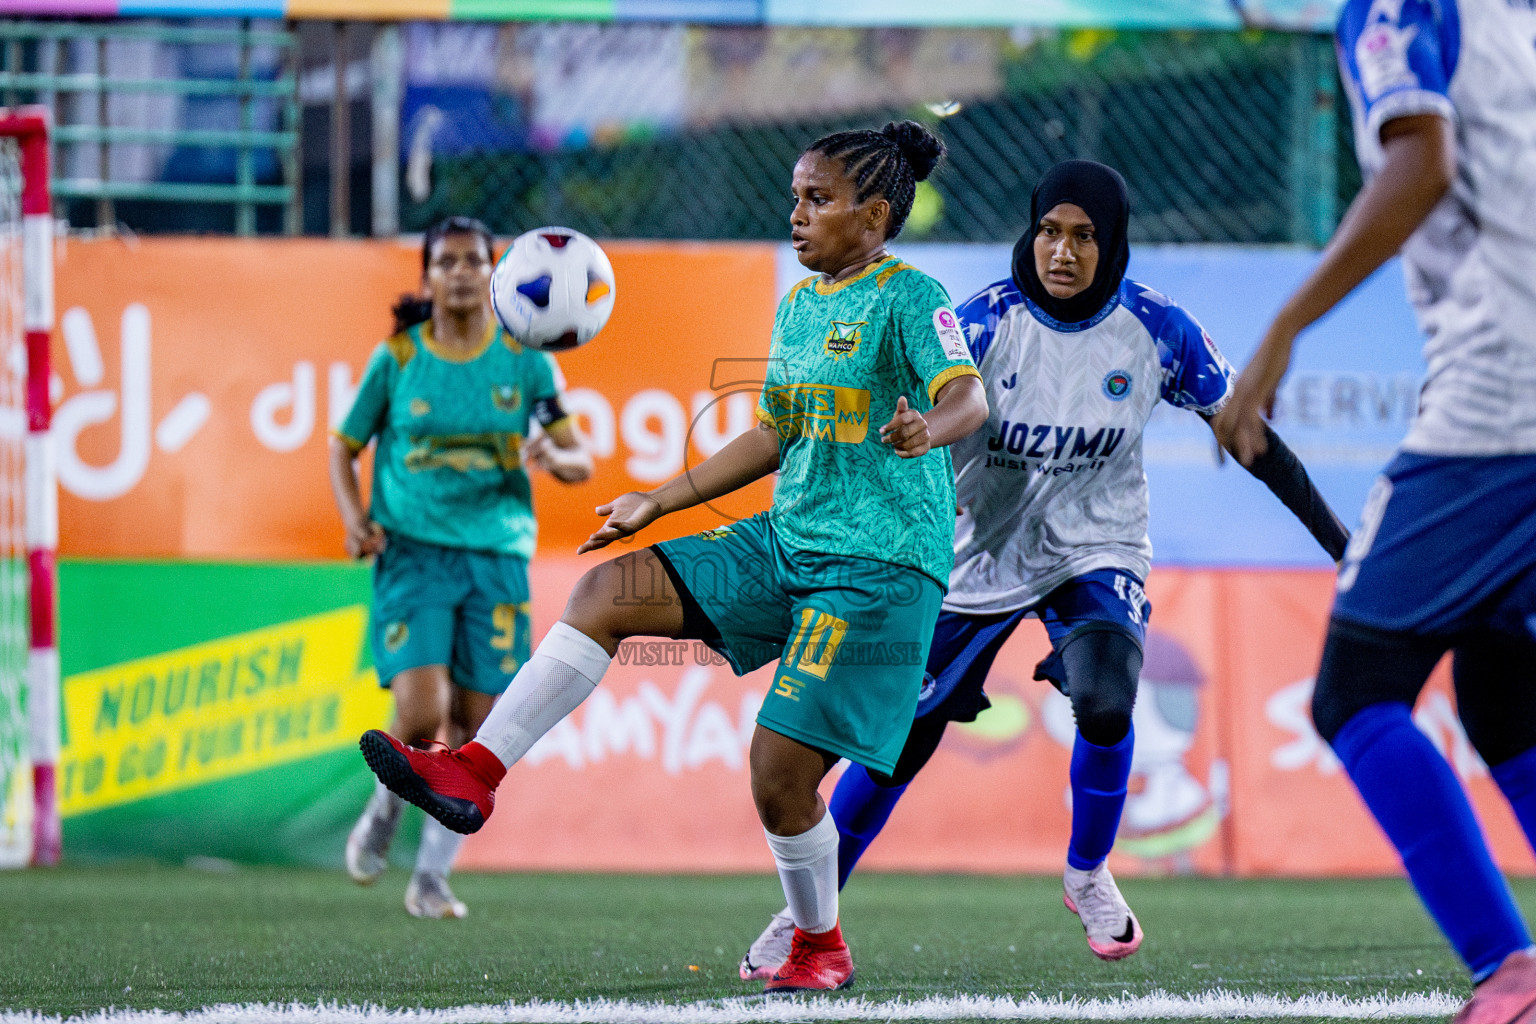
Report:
1356,0,1421,100
933,307,971,362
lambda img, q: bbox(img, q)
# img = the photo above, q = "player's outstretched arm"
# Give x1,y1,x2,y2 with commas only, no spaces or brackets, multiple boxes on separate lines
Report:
1214,113,1455,464
327,435,386,559
879,374,988,459
577,422,781,554
527,418,594,484
1201,413,1349,561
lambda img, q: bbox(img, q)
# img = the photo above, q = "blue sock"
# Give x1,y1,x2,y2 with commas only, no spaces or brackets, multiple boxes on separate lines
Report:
828,763,908,889
1491,745,1536,858
1066,726,1134,871
1333,703,1531,981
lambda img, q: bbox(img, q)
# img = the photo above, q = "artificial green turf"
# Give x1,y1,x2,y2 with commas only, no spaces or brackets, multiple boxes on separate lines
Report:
0,866,1521,1018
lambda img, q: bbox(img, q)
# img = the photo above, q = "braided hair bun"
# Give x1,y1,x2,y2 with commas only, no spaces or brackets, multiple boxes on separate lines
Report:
806,121,947,239
880,120,945,182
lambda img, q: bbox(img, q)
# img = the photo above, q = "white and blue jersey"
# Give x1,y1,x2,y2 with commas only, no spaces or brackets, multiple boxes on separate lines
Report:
1338,0,1536,456
944,277,1233,614
1330,0,1536,636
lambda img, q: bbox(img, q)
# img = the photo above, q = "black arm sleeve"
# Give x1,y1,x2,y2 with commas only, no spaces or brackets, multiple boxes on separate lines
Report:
1202,414,1351,561
532,395,569,429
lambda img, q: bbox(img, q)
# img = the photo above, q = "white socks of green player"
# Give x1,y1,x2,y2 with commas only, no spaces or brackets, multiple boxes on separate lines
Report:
371,779,404,823
415,816,464,877
764,811,840,934
473,620,611,769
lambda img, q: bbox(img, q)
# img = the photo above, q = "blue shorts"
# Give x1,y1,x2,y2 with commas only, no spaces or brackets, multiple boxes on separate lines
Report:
1333,452,1536,639
371,533,533,695
916,568,1151,722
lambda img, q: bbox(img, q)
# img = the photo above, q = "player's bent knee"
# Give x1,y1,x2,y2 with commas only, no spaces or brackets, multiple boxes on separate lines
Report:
1311,618,1443,744
1059,624,1141,747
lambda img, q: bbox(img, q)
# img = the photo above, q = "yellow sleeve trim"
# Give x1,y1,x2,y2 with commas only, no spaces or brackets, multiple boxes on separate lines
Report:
875,261,916,290
542,415,572,434
755,405,775,426
927,364,982,405
384,332,417,369
331,429,367,454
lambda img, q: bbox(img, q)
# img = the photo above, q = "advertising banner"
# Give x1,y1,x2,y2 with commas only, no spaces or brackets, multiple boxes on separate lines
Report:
58,559,1536,877
0,1,1343,28
53,236,1429,566
51,237,777,560
49,236,1532,876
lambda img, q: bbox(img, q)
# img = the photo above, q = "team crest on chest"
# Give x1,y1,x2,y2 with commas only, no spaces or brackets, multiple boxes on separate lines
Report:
1102,370,1133,401
491,384,522,412
409,398,431,417
824,321,866,360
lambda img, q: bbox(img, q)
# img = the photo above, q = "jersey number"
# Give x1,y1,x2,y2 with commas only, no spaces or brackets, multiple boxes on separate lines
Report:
782,607,849,681
491,602,532,652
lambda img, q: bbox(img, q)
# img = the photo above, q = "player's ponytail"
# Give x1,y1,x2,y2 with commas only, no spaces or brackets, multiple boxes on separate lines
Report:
807,120,946,239
390,215,497,335
390,294,433,335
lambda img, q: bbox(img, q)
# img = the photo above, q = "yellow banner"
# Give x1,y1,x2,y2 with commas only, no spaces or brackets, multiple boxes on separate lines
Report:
59,608,389,816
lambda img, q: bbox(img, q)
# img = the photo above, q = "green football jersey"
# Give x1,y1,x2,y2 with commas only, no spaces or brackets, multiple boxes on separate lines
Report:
336,320,564,557
756,257,981,588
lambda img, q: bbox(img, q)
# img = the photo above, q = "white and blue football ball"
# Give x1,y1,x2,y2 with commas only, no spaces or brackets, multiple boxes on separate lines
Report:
490,226,616,352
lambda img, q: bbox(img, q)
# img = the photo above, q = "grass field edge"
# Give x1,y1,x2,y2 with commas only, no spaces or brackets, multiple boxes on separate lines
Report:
0,988,1466,1023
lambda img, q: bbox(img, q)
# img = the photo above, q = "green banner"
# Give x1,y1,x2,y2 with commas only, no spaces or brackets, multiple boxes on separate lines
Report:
58,560,421,866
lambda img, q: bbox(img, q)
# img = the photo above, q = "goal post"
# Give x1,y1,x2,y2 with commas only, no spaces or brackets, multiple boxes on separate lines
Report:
0,107,57,869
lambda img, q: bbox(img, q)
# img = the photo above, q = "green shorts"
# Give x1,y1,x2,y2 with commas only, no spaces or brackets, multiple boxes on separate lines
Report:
371,533,533,695
652,512,943,774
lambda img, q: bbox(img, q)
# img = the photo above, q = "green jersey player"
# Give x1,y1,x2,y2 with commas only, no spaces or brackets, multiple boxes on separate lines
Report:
331,216,592,920
359,122,988,993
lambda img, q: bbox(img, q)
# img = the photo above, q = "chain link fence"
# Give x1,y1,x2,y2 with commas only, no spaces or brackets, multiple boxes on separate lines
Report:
404,26,1361,246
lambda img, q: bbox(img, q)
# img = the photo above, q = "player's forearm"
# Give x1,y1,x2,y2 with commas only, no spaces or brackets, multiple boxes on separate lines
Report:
327,436,368,527
544,423,595,483
1272,114,1454,338
924,374,988,449
646,424,780,515
1216,418,1350,561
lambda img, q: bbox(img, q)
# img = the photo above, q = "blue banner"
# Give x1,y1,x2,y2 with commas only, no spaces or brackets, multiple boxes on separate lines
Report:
777,243,1425,568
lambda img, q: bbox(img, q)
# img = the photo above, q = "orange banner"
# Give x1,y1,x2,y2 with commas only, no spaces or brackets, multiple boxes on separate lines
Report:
52,237,777,559
456,564,1536,876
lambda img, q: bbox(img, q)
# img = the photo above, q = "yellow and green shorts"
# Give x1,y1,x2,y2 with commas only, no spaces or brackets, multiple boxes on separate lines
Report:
371,533,532,695
652,512,943,774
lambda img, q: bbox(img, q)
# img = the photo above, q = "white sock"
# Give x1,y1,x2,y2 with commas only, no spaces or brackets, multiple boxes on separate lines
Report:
473,620,610,769
415,816,464,877
369,780,404,823
764,811,840,934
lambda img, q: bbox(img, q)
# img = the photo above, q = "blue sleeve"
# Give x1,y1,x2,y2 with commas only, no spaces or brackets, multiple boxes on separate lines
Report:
953,277,1022,368
1336,0,1459,138
1124,282,1234,414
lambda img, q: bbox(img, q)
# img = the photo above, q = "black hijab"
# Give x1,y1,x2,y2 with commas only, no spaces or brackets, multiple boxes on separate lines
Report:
1011,160,1130,325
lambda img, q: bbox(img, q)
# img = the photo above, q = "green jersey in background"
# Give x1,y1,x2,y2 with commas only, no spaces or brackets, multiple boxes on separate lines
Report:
336,321,565,557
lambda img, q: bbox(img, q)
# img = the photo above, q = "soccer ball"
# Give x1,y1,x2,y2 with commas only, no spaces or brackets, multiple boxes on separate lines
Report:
490,226,616,352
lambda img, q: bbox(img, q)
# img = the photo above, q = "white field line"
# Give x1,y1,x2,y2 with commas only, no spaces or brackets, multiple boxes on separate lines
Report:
0,989,1464,1024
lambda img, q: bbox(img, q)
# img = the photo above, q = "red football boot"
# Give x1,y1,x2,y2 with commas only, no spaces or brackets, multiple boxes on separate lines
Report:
1455,951,1536,1024
763,922,854,994
359,731,504,835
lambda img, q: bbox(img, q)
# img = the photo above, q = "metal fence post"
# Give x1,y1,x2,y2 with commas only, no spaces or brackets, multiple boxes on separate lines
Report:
284,22,302,236
96,34,113,230
236,18,254,236
370,21,401,238
329,20,350,238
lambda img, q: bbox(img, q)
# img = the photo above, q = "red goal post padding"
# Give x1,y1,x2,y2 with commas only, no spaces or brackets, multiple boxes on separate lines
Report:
0,107,58,867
